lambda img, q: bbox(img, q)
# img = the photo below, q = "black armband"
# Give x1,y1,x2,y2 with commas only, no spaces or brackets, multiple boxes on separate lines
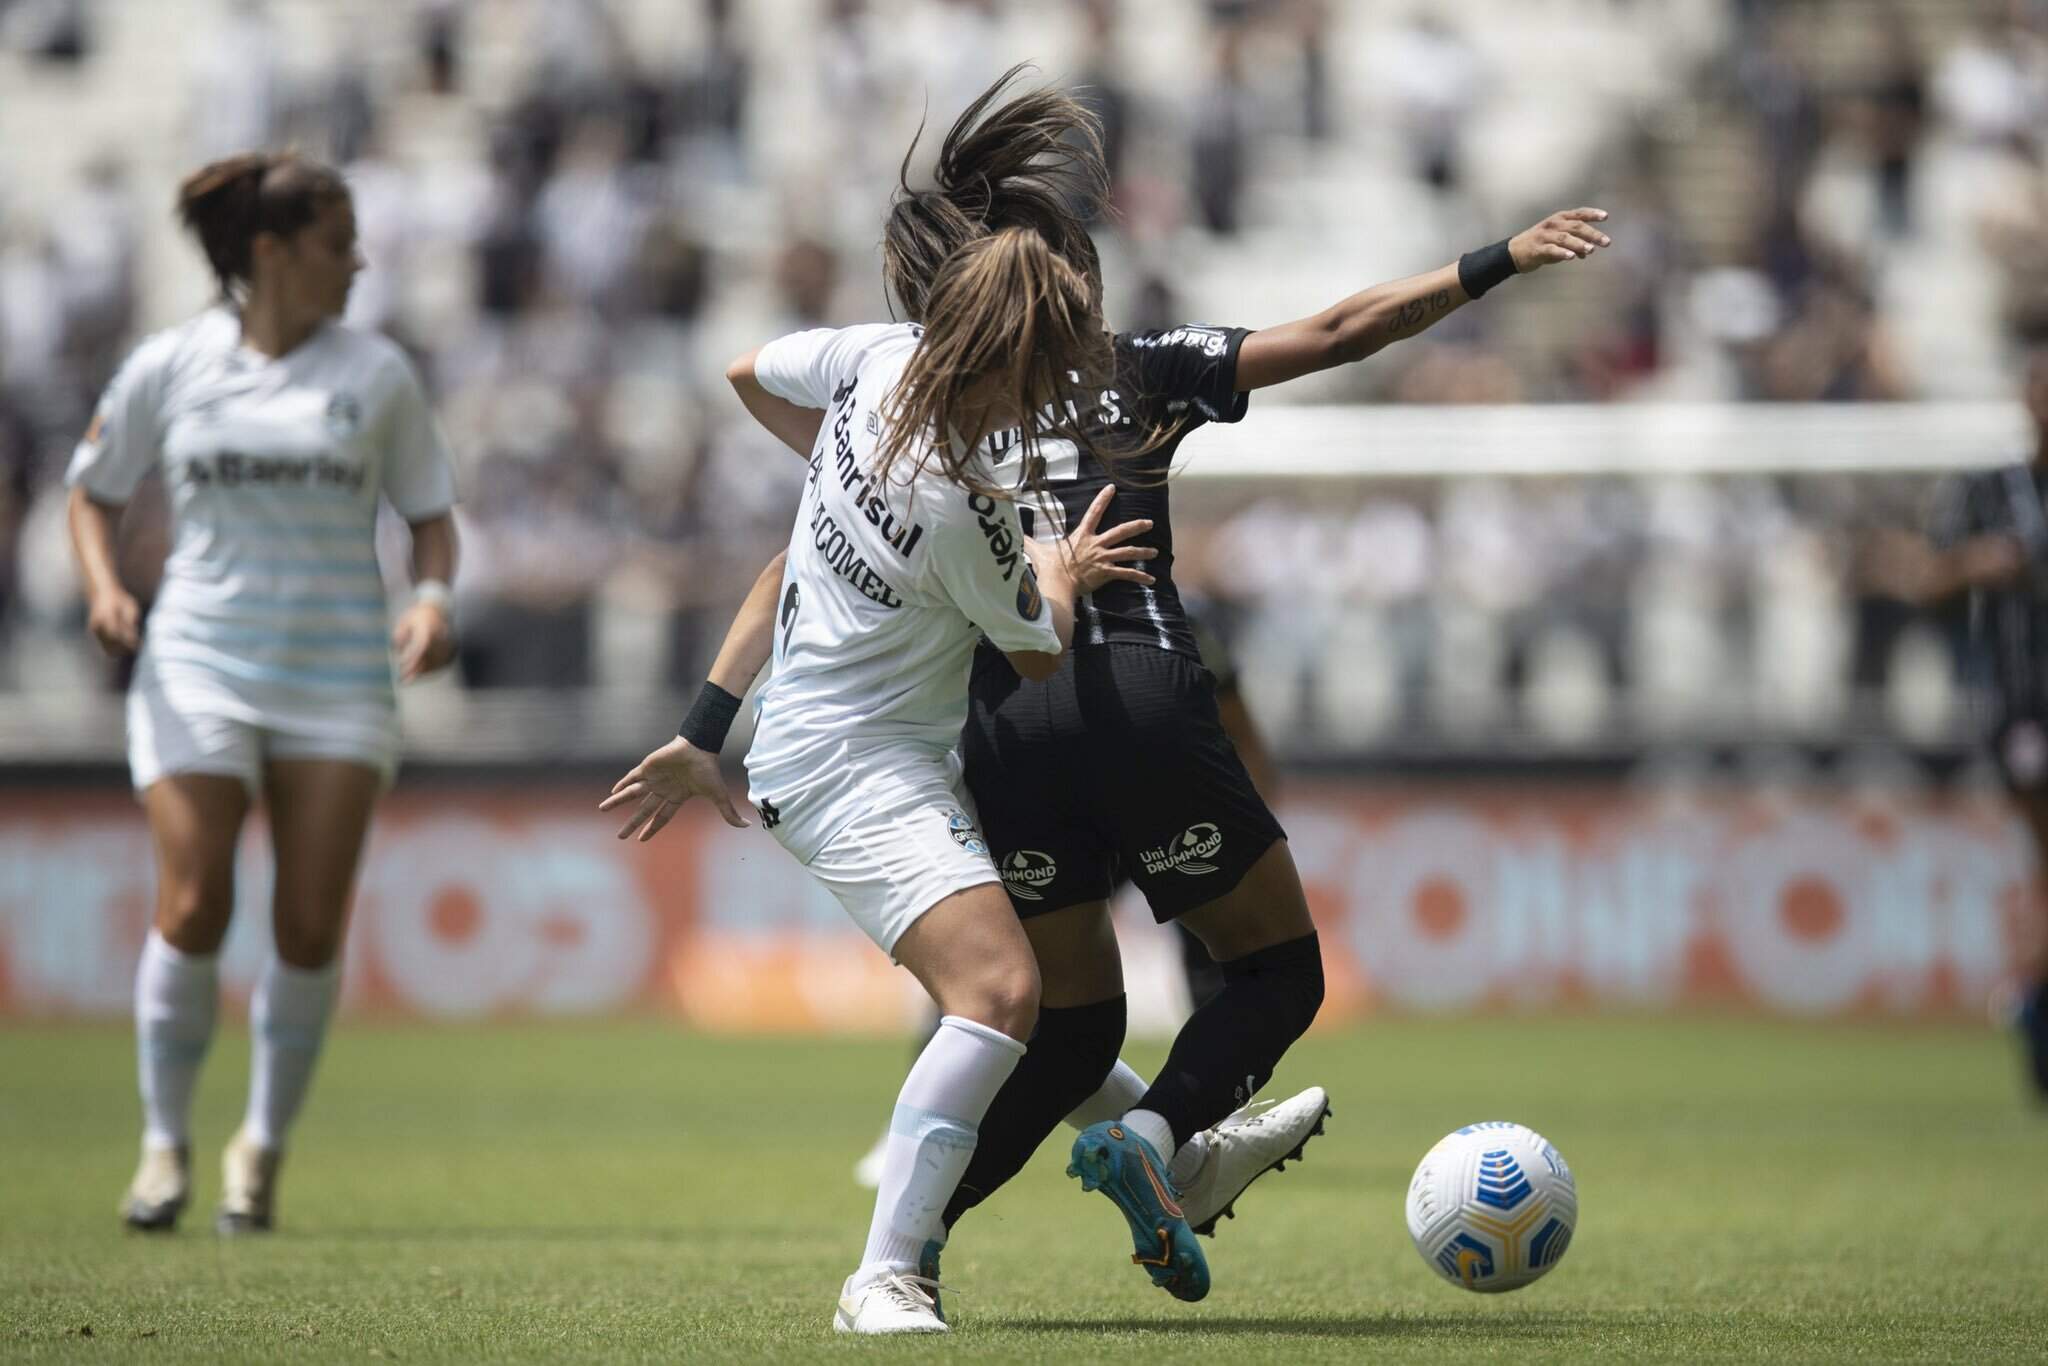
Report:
1457,238,1517,300
678,682,742,754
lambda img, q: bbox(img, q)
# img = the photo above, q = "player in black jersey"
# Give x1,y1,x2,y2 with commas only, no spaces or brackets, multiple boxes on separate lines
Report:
887,67,1606,1278
1874,342,2048,1100
722,68,1611,1299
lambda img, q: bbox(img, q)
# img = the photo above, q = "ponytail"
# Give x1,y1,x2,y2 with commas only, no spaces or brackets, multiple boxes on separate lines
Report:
883,64,1108,323
175,152,348,299
874,227,1112,499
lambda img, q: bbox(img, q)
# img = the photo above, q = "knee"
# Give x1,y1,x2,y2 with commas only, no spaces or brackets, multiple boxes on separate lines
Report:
955,960,1040,1041
156,877,233,955
272,913,346,971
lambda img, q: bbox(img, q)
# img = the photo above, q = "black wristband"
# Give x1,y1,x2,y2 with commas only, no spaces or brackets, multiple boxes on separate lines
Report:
1458,238,1517,300
678,682,742,754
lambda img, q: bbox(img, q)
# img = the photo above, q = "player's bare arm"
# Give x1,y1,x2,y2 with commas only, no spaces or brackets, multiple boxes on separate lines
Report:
66,485,141,656
393,514,458,682
1235,207,1612,391
601,550,787,840
728,349,828,456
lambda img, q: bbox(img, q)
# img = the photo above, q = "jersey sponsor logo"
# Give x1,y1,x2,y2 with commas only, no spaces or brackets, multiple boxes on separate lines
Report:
808,501,905,609
1016,564,1044,620
182,452,366,493
1139,822,1223,877
1130,324,1230,358
966,493,1021,582
323,392,361,440
1001,849,1057,900
828,377,925,558
943,808,988,856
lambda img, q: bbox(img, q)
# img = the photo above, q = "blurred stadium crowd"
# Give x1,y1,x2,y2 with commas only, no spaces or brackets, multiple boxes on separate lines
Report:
3,0,2048,755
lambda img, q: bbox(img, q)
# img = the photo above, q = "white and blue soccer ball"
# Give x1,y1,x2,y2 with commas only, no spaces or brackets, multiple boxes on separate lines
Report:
1405,1122,1577,1293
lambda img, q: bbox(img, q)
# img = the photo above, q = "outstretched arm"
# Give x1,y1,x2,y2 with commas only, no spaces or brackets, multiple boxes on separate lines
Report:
1235,207,1611,391
601,550,789,840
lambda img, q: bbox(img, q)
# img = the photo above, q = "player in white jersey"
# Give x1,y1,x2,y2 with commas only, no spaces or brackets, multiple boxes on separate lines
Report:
603,227,1157,1334
65,154,458,1236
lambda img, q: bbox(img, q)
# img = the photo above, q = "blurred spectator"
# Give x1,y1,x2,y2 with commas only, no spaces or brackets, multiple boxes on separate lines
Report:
1933,0,2048,149
1849,3,1930,238
186,0,285,162
1371,11,1482,195
1189,16,1254,233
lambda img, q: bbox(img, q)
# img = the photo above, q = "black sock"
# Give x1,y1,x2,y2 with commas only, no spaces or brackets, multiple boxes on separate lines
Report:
941,995,1126,1231
1134,931,1324,1149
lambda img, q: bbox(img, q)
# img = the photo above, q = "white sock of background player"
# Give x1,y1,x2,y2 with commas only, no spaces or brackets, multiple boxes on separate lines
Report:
242,954,341,1149
135,929,219,1151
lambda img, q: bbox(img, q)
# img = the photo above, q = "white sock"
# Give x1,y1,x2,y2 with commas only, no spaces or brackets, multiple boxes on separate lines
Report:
1119,1108,1176,1164
1064,1058,1148,1130
135,930,219,1150
857,1014,1025,1278
244,955,341,1151
1066,1060,1212,1182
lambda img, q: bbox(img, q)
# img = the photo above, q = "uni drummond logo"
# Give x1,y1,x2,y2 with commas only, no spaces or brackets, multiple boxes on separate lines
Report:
1002,849,1058,901
1141,822,1223,877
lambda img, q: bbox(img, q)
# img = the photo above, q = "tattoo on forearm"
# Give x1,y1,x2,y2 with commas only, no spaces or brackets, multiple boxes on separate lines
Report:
1387,288,1454,338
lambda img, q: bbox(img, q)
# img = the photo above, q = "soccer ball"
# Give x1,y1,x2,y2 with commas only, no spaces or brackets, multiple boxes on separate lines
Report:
1405,1122,1577,1293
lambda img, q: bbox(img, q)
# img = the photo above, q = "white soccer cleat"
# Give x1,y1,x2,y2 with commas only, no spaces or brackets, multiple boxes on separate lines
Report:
832,1271,949,1335
1178,1086,1331,1236
215,1127,282,1235
120,1142,191,1231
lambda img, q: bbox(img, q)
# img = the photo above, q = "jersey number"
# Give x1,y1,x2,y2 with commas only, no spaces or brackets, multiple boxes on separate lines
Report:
778,581,801,661
1016,441,1082,543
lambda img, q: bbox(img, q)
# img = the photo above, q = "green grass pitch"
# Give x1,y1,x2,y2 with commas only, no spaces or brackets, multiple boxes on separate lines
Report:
3,1016,2044,1362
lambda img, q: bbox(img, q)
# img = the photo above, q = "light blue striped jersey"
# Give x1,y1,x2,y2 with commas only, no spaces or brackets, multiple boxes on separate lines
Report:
65,308,456,698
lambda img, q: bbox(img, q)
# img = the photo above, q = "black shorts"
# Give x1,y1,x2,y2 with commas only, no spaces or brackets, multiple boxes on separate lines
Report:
962,643,1286,922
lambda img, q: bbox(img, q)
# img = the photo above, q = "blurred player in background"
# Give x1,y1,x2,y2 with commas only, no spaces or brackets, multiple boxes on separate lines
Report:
1873,340,2048,1100
67,153,459,1234
871,69,1611,1299
603,227,1156,1334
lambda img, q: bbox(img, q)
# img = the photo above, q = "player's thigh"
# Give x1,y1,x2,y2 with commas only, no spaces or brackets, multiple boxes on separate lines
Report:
1086,645,1294,947
893,881,1041,1037
141,772,254,952
1175,839,1316,962
1021,899,1123,1008
962,653,1119,915
263,756,383,968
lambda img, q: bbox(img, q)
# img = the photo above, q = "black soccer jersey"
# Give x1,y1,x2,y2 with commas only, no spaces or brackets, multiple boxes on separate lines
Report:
1931,460,2048,718
979,324,1251,659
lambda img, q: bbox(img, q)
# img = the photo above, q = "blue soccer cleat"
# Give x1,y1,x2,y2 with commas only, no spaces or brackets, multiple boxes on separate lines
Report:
1067,1121,1210,1301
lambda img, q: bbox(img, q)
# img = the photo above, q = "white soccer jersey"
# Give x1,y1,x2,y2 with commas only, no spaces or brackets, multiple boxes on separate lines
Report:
744,323,1060,842
66,308,456,707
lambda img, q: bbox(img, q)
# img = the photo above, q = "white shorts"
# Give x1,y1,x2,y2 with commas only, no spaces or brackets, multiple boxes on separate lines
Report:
127,652,401,797
755,746,1001,957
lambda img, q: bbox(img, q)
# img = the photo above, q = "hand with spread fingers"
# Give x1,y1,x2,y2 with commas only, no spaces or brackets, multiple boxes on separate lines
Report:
600,736,749,842
1052,483,1158,594
1509,207,1613,274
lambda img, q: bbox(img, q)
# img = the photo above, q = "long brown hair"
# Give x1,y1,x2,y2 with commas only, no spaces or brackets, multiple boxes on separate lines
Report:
883,64,1107,325
175,152,349,300
873,226,1111,498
